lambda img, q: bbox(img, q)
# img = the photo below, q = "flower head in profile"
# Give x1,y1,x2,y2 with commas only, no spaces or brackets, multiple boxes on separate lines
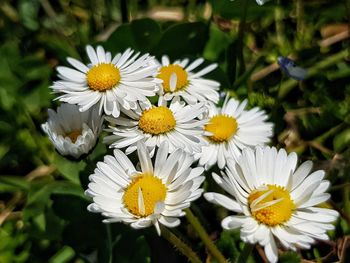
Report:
155,55,220,105
41,103,103,159
104,98,208,157
51,45,160,118
196,97,273,169
86,141,205,235
204,146,338,263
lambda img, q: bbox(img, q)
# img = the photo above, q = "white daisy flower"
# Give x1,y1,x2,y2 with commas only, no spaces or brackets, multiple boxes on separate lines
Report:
204,146,339,263
86,141,205,235
51,45,160,118
155,55,220,105
103,99,208,157
196,97,273,170
41,103,103,159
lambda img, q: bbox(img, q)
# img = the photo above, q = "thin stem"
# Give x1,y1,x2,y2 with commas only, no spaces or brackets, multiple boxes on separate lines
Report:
344,178,350,219
235,0,249,79
314,123,345,144
236,243,254,263
345,0,350,55
160,225,202,263
277,49,348,99
120,0,129,23
296,0,304,42
275,0,285,47
106,224,113,263
185,208,227,263
330,182,350,192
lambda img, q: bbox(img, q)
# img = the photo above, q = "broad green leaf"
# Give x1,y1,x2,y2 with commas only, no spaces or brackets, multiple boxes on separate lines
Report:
203,23,231,61
153,22,209,59
105,18,161,53
53,155,86,185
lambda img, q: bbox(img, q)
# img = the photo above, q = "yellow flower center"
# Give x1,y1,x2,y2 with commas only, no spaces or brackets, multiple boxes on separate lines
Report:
205,114,238,143
248,185,295,227
87,63,121,91
66,130,81,143
139,106,176,135
157,64,189,92
123,174,167,217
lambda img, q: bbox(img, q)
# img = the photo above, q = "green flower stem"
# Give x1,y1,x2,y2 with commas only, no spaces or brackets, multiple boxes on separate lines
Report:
296,0,305,41
236,243,254,263
106,224,113,263
277,49,349,99
185,208,227,263
235,0,250,79
344,188,350,214
160,225,202,263
313,123,345,144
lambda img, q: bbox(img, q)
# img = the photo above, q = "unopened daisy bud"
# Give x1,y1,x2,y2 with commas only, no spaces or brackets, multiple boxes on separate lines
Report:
51,45,160,118
104,98,208,157
86,141,205,235
155,55,220,105
41,103,103,159
196,98,273,170
204,146,339,263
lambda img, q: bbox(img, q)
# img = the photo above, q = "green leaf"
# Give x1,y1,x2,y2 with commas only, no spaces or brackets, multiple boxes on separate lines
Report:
333,128,350,152
0,175,29,193
153,22,209,59
53,155,86,185
130,18,162,52
105,18,161,53
49,246,75,263
203,23,231,61
18,0,40,31
26,178,85,208
216,230,241,260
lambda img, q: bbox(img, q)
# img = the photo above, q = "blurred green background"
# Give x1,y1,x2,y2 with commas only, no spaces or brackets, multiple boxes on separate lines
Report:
0,0,349,262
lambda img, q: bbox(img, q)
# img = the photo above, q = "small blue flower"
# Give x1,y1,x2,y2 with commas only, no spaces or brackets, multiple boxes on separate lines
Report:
277,56,307,81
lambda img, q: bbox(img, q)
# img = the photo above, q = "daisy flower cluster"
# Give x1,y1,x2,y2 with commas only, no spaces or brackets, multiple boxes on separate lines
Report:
42,45,338,263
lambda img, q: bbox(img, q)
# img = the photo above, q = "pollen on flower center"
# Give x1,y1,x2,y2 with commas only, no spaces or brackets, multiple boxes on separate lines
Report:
66,130,81,143
248,185,295,226
87,63,121,91
139,106,176,135
123,174,167,217
157,64,189,92
205,114,238,143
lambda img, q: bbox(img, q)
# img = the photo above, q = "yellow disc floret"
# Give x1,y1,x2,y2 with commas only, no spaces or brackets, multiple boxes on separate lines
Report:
87,63,121,91
205,114,238,143
139,106,176,135
248,185,295,226
66,130,81,143
123,174,167,217
157,64,189,92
